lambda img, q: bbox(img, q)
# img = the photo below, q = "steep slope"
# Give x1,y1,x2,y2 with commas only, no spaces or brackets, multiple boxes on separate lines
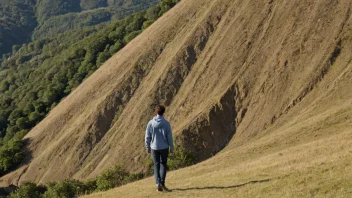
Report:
85,74,352,197
84,0,352,196
1,0,351,194
85,27,352,196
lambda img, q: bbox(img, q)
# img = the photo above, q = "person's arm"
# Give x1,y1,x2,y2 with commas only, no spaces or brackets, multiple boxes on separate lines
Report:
167,122,174,153
145,122,152,153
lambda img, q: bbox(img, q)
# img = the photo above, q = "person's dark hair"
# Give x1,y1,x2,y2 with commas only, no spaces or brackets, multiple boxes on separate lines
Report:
155,104,165,115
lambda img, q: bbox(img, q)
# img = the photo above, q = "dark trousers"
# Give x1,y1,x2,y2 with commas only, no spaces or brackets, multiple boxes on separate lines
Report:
151,148,169,185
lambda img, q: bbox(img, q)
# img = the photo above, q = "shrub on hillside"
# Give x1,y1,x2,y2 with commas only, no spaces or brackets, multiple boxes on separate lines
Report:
125,172,145,183
0,137,25,175
42,179,93,198
8,183,41,198
8,145,192,198
8,166,146,198
168,145,196,170
96,165,130,191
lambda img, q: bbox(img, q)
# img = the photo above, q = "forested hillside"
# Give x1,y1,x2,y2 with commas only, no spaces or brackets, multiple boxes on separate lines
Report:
33,0,160,39
0,0,179,178
0,0,37,56
0,0,159,57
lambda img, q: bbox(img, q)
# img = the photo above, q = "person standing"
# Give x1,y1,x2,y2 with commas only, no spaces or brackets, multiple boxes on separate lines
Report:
145,104,174,192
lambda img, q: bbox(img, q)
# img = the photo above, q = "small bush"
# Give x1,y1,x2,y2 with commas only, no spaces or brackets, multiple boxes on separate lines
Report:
83,179,97,194
168,145,197,170
42,179,88,198
125,172,145,183
10,179,97,198
8,182,40,198
96,165,129,191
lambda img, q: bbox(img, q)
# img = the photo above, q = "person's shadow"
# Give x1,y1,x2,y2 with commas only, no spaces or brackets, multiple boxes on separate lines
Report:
172,178,271,191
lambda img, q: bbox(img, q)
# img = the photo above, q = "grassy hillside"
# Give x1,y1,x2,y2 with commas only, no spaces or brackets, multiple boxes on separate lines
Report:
80,1,352,196
0,0,159,56
2,0,352,197
84,38,352,197
85,106,352,197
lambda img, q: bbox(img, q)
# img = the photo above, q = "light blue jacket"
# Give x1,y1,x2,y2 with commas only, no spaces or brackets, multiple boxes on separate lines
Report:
145,115,174,151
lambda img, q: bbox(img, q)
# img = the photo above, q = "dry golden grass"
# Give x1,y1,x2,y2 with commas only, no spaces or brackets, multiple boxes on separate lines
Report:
83,123,352,197
83,38,352,197
84,77,352,197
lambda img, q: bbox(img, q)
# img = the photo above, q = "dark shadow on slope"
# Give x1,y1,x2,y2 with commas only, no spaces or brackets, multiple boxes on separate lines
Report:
15,137,34,179
177,86,239,161
172,178,272,191
0,184,18,197
22,137,33,163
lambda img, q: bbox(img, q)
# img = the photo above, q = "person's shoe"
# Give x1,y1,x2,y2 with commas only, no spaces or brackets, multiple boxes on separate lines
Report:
160,184,171,192
156,184,163,192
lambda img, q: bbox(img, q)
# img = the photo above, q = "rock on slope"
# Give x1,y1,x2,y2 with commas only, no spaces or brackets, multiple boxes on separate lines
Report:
2,0,352,186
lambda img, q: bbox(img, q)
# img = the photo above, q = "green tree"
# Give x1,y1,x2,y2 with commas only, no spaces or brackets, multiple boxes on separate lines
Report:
0,138,25,175
28,111,42,124
15,117,29,130
109,41,123,55
145,6,160,20
0,81,10,92
123,30,142,43
0,114,8,137
12,45,21,54
97,51,110,66
4,126,21,142
16,55,30,65
125,14,146,33
33,101,46,113
8,110,23,125
23,103,35,115
43,180,89,198
159,0,179,16
108,31,123,42
143,19,155,29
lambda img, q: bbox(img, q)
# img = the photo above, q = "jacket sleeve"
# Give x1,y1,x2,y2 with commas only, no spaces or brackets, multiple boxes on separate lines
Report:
145,122,152,149
167,122,174,152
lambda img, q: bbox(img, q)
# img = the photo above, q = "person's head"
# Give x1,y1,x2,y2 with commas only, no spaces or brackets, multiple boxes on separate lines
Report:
155,104,165,116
